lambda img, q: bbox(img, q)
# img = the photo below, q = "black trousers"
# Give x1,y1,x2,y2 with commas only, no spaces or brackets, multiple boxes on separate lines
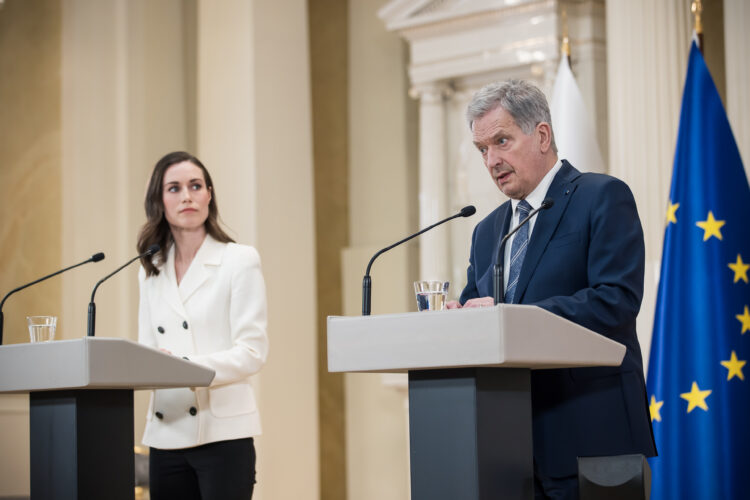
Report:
149,437,256,500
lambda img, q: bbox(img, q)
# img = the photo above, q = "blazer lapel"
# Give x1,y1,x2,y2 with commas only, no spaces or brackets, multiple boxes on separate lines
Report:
514,161,580,303
161,245,188,318
178,235,224,304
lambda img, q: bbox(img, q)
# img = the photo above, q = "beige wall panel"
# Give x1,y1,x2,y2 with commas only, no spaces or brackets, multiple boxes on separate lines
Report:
195,0,256,243
0,0,62,344
308,0,350,498
0,0,62,494
344,0,418,498
195,0,319,498
0,395,30,496
253,0,320,494
61,0,133,340
349,0,418,248
342,246,413,500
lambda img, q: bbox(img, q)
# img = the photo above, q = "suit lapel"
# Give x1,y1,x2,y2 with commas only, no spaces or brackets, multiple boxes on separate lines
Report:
178,235,224,304
492,201,513,268
514,161,580,303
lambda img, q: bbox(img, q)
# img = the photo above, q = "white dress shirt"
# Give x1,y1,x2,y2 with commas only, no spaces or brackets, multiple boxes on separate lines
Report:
503,159,563,291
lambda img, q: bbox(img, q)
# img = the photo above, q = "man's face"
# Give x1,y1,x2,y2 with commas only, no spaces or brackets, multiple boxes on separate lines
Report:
472,105,550,200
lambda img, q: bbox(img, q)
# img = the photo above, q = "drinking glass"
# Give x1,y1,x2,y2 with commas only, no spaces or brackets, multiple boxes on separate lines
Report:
27,316,57,342
413,281,449,311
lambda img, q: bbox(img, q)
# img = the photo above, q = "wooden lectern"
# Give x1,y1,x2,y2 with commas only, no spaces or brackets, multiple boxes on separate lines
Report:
328,304,626,500
0,337,214,500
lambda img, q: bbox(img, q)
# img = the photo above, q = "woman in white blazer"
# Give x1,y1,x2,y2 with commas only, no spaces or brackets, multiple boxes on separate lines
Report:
136,151,268,500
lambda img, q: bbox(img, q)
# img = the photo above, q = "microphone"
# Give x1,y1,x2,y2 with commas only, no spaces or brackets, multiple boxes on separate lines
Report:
87,244,159,337
0,252,105,345
492,198,554,305
362,205,476,315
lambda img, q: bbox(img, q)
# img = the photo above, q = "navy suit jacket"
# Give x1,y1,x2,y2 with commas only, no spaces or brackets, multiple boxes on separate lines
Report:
459,161,656,477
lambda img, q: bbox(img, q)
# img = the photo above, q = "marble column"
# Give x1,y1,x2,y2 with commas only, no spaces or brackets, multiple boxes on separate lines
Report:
414,83,450,280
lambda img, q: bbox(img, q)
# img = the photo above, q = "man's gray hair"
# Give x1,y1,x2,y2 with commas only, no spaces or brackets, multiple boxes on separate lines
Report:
466,79,557,152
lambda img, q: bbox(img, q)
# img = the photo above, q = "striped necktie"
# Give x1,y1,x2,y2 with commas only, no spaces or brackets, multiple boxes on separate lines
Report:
505,200,532,303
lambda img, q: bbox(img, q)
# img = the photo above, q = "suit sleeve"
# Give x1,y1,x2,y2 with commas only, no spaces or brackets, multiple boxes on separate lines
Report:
533,179,645,336
189,246,269,386
459,224,481,304
137,266,157,349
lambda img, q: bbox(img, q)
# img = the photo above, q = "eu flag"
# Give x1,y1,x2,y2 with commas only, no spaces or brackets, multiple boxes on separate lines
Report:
647,40,750,499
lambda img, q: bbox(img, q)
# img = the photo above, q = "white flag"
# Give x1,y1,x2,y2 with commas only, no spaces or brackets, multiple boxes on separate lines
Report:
550,57,605,173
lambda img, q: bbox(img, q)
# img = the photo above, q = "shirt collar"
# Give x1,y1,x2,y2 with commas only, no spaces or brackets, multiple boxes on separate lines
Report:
510,158,563,213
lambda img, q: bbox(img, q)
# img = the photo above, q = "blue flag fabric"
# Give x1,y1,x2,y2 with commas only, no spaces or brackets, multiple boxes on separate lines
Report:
647,40,750,499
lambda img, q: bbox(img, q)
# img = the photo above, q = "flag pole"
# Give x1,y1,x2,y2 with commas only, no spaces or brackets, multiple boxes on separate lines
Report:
691,0,704,52
561,9,571,65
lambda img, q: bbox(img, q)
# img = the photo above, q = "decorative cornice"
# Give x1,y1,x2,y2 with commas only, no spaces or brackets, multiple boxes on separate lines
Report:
387,1,555,40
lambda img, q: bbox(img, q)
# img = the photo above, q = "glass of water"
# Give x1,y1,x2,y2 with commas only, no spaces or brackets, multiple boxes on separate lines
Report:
27,316,57,342
413,281,449,311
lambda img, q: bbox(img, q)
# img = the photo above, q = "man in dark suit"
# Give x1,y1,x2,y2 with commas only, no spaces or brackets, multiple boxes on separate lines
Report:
446,80,656,499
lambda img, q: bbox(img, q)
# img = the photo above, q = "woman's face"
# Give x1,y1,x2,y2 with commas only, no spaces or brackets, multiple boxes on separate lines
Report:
162,161,212,233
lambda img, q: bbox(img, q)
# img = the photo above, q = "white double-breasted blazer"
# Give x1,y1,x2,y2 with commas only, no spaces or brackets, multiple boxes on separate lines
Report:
138,234,268,449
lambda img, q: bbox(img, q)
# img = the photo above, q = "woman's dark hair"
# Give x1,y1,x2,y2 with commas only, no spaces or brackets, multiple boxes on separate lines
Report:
137,151,234,276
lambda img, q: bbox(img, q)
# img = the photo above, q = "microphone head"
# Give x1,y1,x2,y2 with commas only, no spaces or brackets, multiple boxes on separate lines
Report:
460,205,477,217
146,244,161,256
91,252,105,262
541,199,554,209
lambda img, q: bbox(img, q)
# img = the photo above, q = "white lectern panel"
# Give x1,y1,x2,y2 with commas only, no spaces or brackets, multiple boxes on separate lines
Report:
328,304,625,373
0,337,214,393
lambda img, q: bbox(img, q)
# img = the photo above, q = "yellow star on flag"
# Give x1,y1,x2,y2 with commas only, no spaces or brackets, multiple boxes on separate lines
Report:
736,306,750,334
695,211,725,241
729,254,750,284
720,351,746,381
680,381,712,413
666,201,679,224
649,395,664,422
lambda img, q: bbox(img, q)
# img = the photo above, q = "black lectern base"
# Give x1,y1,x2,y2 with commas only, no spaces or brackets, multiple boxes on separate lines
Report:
30,390,134,500
408,367,534,500
578,454,651,500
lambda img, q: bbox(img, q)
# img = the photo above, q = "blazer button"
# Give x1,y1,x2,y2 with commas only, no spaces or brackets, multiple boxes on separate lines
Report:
157,326,165,334
182,321,189,330
189,407,197,416
155,411,164,420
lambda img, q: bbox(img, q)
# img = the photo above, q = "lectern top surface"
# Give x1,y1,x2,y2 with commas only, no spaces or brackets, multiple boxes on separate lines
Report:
327,304,626,373
0,337,215,393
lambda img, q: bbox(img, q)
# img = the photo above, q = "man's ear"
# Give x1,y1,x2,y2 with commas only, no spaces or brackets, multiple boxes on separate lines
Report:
537,122,553,153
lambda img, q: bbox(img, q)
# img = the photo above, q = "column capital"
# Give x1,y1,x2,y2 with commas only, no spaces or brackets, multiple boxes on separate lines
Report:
409,82,453,102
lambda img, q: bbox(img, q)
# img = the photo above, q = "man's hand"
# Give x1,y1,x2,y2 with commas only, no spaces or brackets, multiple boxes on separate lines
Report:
461,297,495,308
446,297,496,309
